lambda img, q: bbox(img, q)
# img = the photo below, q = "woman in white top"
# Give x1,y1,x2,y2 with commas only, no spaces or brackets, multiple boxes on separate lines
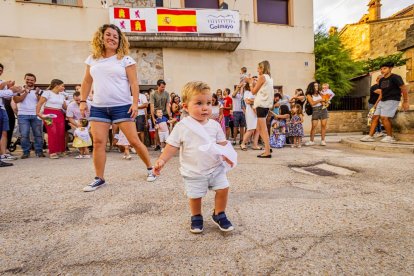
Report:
246,61,274,158
79,24,156,192
240,83,260,151
36,79,67,159
305,82,328,146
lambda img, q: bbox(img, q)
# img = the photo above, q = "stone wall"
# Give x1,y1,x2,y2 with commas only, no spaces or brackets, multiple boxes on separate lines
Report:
369,17,414,59
312,111,369,134
340,17,414,61
130,48,164,86
340,24,370,60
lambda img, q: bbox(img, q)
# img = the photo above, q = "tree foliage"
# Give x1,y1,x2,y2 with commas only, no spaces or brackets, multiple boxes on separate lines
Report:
360,52,407,72
314,28,362,97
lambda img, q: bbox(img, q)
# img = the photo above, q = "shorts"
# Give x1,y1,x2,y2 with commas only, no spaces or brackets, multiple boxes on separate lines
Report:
224,115,231,128
312,106,329,121
89,104,134,124
374,100,399,118
1,109,10,131
158,131,169,142
256,107,269,118
233,111,246,128
135,115,146,132
183,165,229,198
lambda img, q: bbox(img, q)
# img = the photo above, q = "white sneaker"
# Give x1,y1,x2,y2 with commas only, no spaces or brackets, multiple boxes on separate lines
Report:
373,132,385,138
83,155,91,159
320,140,327,146
125,155,132,160
380,136,396,143
147,171,157,182
1,154,17,161
305,141,315,146
75,155,84,159
360,135,375,142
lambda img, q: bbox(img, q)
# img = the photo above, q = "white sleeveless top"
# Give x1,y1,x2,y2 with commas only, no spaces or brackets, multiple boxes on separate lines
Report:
312,94,322,107
253,74,274,109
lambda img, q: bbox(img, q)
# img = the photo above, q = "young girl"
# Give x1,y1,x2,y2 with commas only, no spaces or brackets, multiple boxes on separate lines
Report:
269,105,290,149
72,119,92,159
116,130,131,160
289,104,304,148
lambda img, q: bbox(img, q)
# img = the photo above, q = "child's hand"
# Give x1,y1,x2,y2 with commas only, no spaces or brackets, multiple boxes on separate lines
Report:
155,125,159,129
153,159,165,176
222,156,233,167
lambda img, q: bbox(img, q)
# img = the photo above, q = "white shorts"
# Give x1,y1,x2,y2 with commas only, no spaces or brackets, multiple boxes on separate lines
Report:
182,165,229,199
374,100,399,118
158,131,169,143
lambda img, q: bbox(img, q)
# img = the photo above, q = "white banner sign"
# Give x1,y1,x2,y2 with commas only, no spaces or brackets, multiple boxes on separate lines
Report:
196,10,240,34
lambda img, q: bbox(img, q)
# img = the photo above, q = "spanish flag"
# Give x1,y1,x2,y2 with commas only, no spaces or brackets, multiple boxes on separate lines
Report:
157,9,197,32
114,7,130,19
131,20,147,32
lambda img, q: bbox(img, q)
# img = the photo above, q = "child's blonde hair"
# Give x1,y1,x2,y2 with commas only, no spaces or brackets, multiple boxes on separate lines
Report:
181,81,211,104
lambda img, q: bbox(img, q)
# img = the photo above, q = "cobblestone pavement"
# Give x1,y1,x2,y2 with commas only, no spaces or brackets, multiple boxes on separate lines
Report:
1,143,413,275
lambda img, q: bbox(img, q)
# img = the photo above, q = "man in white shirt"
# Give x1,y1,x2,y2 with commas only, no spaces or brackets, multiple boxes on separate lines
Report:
66,91,91,128
232,84,246,145
13,73,44,159
135,92,148,143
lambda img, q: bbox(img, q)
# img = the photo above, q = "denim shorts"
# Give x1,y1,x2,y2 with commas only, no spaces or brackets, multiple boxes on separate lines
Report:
182,165,229,199
224,115,231,127
1,109,9,131
89,104,134,124
233,111,246,128
312,106,329,121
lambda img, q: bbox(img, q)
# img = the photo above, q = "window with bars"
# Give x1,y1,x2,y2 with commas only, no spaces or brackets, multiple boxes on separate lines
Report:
16,0,82,7
256,0,290,25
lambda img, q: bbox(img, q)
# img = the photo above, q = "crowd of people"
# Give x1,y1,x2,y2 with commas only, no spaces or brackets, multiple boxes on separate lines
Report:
0,64,337,166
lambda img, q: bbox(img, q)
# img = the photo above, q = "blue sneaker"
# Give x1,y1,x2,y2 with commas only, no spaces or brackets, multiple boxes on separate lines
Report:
83,177,106,192
190,215,204,234
212,212,234,232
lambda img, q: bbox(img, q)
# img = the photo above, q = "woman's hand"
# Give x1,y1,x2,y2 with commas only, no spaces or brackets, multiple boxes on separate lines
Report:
79,102,89,118
128,104,138,118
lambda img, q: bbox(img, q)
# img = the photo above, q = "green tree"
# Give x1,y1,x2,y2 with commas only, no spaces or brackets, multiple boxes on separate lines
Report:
314,28,362,97
361,52,407,72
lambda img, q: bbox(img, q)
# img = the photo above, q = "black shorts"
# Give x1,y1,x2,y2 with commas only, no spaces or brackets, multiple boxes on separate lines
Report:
256,107,269,118
135,115,146,132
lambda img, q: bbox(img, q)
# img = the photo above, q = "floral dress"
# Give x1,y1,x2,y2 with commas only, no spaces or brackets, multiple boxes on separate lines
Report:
270,119,287,148
288,115,304,137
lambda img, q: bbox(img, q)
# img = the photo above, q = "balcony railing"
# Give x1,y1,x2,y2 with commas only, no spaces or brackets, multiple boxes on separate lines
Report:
16,0,82,7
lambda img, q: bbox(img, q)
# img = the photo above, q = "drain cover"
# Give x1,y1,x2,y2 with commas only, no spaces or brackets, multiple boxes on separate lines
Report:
291,163,356,177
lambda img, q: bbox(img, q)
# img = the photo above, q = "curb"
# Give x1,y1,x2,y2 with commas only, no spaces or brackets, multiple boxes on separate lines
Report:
341,137,414,154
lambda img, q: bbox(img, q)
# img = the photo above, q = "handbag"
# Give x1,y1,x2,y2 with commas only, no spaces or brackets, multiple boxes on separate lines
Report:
305,101,313,116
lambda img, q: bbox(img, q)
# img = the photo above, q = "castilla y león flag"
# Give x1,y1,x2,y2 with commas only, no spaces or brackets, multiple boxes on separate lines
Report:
131,20,146,32
114,7,130,19
157,9,197,32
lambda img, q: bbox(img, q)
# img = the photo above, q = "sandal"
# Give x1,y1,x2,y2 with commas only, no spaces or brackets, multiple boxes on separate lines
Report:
240,144,247,151
251,147,263,150
257,153,272,158
49,153,59,159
